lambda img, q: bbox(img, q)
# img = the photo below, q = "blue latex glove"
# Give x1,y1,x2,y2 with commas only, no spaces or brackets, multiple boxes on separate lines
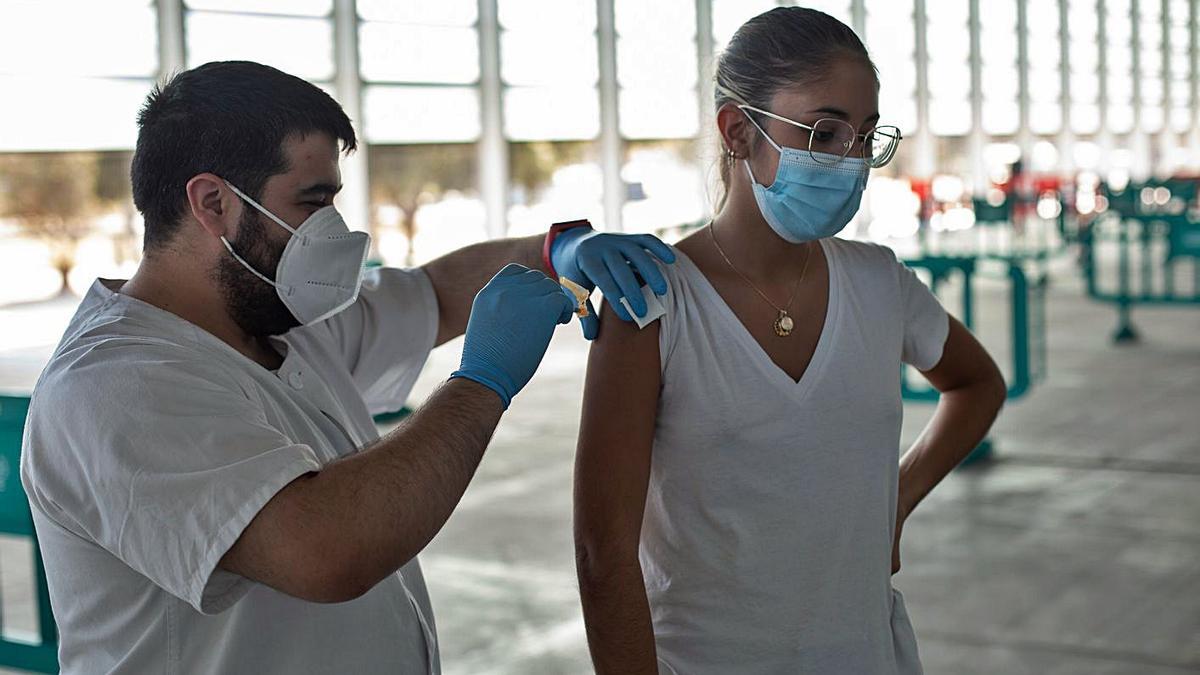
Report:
451,264,576,408
550,226,677,339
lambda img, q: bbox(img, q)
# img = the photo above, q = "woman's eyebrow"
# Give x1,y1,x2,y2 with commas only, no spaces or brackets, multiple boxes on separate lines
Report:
806,107,882,124
808,106,849,118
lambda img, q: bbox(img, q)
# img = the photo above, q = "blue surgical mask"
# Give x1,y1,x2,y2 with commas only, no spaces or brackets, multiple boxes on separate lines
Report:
742,113,870,243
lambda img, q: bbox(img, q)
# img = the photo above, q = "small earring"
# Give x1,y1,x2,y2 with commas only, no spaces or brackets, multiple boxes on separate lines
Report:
725,148,739,163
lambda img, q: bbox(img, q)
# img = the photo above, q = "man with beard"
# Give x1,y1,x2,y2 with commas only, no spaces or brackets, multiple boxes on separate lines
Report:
20,61,676,674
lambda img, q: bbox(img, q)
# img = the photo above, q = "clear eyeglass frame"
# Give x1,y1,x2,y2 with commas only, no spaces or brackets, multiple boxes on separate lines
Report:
738,104,902,168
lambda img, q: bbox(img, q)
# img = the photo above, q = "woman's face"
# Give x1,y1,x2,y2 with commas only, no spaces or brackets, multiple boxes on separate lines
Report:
745,58,880,186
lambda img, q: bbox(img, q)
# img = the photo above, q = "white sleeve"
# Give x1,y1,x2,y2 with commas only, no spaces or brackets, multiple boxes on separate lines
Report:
895,256,950,371
311,266,440,415
22,343,322,615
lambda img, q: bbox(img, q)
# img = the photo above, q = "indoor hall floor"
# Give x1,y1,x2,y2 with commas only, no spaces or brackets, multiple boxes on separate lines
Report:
1,264,1196,674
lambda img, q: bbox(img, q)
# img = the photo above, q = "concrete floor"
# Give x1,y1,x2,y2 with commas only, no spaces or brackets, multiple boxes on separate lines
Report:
1,265,1198,674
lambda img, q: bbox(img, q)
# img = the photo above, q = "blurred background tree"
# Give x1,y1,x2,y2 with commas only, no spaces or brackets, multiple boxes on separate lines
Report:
93,152,138,267
509,141,591,202
0,153,102,295
369,144,476,265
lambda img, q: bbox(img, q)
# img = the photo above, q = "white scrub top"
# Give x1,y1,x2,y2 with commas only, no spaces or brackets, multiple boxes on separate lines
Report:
641,239,947,674
21,267,441,674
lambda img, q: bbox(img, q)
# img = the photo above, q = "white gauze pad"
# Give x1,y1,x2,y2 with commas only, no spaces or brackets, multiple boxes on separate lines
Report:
619,284,666,329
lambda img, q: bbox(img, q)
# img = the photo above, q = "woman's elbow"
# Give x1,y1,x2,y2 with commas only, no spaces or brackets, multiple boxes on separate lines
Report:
575,530,641,584
984,366,1008,410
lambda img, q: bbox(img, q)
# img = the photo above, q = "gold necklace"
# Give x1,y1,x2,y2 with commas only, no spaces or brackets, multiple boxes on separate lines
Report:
709,224,812,337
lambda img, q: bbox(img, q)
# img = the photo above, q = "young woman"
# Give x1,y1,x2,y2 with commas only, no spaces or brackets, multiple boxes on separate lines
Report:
574,8,1006,674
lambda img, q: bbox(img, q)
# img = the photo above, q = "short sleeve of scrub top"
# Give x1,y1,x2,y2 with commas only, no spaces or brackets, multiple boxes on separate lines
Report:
301,266,440,415
22,341,322,615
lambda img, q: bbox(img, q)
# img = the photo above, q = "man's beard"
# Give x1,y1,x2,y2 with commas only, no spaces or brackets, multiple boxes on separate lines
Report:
215,209,301,337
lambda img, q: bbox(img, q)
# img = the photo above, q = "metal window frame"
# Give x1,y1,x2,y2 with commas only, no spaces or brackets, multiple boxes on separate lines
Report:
153,0,1200,240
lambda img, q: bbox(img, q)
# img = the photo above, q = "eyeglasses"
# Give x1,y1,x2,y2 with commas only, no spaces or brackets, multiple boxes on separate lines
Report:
737,104,902,169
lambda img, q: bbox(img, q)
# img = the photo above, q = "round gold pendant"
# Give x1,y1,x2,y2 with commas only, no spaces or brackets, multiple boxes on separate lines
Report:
774,312,794,337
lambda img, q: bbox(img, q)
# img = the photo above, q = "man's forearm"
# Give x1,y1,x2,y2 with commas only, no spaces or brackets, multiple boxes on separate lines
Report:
223,377,506,602
319,378,503,588
422,234,545,346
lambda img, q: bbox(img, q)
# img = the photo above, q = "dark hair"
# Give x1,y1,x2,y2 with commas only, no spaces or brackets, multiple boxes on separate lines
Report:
131,61,356,251
713,7,876,204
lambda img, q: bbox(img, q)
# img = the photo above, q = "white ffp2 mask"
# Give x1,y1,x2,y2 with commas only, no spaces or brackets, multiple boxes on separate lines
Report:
221,181,370,326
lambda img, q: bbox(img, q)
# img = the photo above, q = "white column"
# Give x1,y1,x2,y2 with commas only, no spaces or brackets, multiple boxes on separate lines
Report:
968,0,987,192
597,0,624,231
1057,0,1074,173
157,0,185,76
1096,0,1113,174
478,0,509,238
696,0,716,217
851,0,867,37
913,0,935,178
1129,0,1152,180
332,0,370,236
1157,0,1173,176
1015,0,1033,163
696,0,715,119
1190,0,1200,165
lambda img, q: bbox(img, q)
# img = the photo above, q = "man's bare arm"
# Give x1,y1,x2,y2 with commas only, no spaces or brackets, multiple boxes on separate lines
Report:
422,235,544,346
220,377,504,602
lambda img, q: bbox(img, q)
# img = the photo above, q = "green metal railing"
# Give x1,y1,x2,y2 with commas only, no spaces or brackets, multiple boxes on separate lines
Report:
0,395,58,674
899,256,1047,464
1084,180,1200,343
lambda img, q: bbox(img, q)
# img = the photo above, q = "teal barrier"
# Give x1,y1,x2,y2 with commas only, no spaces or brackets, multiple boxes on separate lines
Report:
0,395,413,675
918,195,1068,263
1083,180,1200,343
0,395,59,673
899,256,1047,465
372,407,413,425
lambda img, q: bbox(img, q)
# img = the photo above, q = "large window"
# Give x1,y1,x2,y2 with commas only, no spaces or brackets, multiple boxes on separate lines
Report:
797,0,853,28
980,0,1019,135
711,0,776,52
500,0,600,141
1168,0,1193,132
0,1,154,297
1026,0,1062,135
185,1,335,82
1105,0,1135,134
865,0,917,139
1138,0,1165,132
358,0,483,265
500,0,604,232
616,0,704,234
1069,0,1102,134
616,0,699,141
925,0,971,136
0,0,157,151
3,0,1199,285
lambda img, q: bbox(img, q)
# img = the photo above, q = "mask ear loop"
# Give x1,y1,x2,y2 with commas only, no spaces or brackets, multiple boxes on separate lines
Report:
736,106,783,153
219,237,284,291
223,181,300,236
219,180,296,293
735,106,783,188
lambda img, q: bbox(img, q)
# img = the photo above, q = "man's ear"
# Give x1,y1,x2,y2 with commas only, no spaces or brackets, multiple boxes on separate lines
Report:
185,173,239,239
716,102,753,159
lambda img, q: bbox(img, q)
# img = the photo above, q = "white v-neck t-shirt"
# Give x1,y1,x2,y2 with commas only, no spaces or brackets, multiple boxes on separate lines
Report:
21,268,441,674
642,238,948,674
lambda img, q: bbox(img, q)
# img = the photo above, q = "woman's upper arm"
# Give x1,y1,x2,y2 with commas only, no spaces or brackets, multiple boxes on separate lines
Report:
574,300,662,562
921,315,1006,395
